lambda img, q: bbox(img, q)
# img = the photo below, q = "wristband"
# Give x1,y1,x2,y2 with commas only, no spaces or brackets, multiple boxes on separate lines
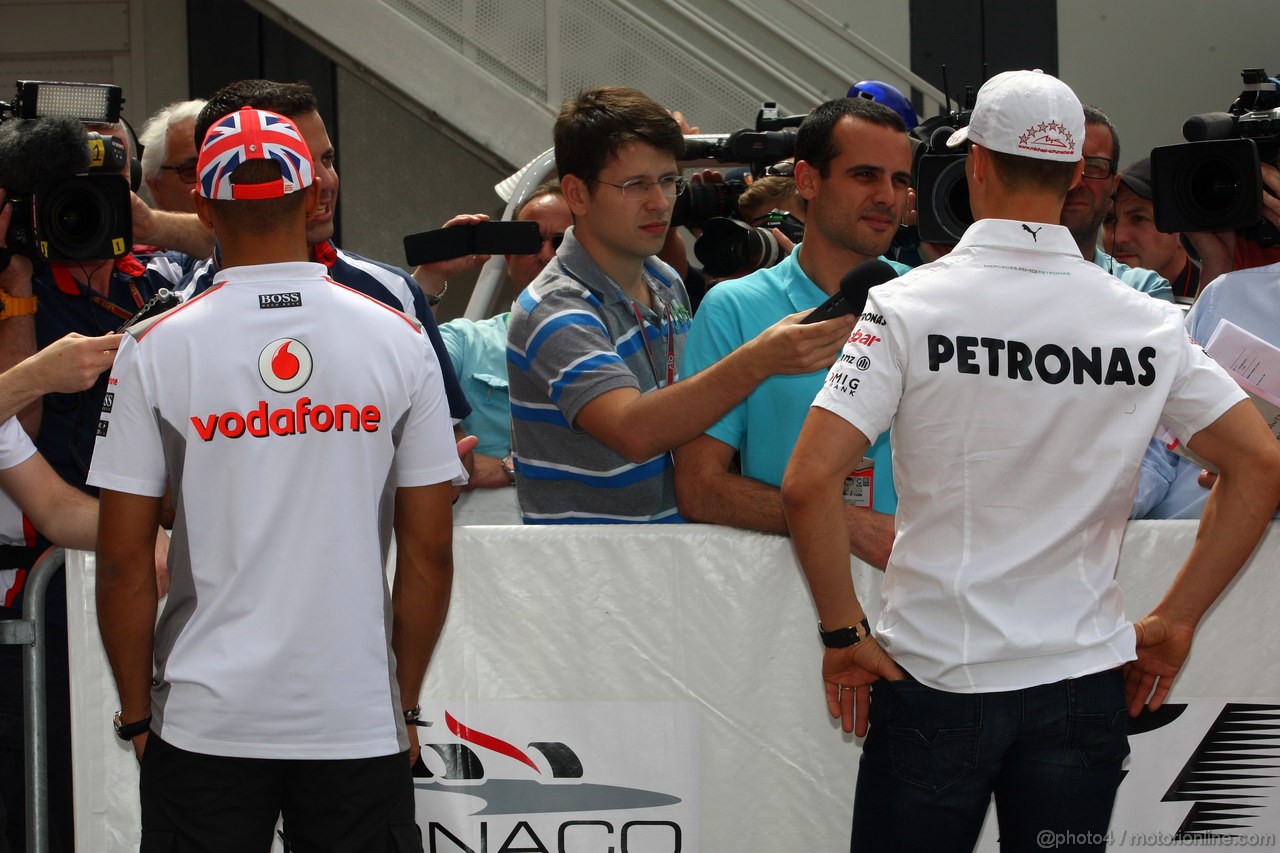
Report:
0,289,37,319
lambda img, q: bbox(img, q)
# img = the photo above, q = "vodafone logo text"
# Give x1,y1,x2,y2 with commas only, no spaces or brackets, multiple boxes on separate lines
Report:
191,398,382,442
259,338,313,393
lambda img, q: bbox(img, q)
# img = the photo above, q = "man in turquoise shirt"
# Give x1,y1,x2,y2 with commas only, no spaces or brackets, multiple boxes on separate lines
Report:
675,97,912,569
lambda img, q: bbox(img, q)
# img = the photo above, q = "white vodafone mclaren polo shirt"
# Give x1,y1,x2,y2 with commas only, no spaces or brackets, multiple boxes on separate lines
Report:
813,219,1244,694
89,262,462,759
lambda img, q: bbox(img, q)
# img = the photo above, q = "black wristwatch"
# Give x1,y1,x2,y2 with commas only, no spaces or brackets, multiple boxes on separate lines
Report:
113,710,152,740
819,617,872,649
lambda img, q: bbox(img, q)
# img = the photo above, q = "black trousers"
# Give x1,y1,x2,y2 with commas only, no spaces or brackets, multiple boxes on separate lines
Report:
139,733,423,853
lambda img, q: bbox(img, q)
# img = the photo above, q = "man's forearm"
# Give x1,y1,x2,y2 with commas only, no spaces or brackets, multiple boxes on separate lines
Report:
391,483,455,713
1153,460,1280,629
97,562,158,720
135,208,214,258
0,358,45,424
391,552,453,713
96,491,162,722
675,442,894,569
597,344,768,462
0,265,41,434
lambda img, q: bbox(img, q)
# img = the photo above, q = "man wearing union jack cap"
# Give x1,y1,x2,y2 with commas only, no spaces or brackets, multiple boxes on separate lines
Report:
176,80,473,434
92,105,459,851
196,106,316,201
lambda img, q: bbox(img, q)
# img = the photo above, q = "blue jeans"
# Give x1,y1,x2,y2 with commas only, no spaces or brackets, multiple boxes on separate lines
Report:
851,667,1129,853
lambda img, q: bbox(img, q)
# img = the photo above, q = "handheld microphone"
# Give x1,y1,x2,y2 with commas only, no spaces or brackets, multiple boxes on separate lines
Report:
800,259,898,324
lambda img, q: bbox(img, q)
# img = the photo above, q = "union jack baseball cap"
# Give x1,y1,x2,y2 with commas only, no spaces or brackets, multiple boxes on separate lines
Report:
196,106,314,200
946,70,1084,162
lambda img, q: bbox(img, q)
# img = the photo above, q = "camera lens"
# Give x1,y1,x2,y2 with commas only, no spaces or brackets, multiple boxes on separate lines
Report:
695,217,785,277
932,159,973,242
1182,157,1245,218
40,179,112,259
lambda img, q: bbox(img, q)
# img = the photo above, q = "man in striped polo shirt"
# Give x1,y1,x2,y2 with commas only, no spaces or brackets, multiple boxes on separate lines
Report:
506,86,857,524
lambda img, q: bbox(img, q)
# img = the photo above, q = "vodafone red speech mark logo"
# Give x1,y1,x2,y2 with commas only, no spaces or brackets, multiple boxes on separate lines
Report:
259,338,312,393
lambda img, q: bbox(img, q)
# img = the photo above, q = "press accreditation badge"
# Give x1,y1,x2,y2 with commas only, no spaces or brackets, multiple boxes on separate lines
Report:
842,457,874,508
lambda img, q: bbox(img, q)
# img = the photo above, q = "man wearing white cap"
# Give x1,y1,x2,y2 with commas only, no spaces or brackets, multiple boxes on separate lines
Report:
782,70,1280,851
91,107,461,850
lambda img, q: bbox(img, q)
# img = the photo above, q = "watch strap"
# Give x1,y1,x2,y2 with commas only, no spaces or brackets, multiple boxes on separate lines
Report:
0,291,37,319
113,710,152,740
819,617,872,649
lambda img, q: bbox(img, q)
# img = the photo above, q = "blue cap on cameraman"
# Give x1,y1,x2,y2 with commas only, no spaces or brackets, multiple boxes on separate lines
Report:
848,80,918,130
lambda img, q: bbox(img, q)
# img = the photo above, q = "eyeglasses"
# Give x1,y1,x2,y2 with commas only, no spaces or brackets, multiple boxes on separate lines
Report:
595,175,687,202
159,159,198,184
547,232,565,251
1081,157,1118,181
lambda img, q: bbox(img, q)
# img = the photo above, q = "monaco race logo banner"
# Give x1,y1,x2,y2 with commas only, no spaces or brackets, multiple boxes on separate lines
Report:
413,701,699,853
990,698,1280,852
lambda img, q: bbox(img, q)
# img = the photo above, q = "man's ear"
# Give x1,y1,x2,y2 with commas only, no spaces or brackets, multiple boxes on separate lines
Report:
793,160,820,201
561,174,591,217
301,181,321,220
192,191,214,230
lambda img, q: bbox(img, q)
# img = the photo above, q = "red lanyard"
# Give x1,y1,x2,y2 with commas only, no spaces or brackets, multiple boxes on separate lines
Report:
88,279,147,322
631,299,676,387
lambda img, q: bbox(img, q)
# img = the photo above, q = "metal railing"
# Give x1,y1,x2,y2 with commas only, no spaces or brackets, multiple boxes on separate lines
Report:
0,548,65,853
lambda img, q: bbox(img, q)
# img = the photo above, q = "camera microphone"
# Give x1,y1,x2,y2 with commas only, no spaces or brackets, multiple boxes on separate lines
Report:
801,259,898,324
1182,112,1237,142
0,116,91,193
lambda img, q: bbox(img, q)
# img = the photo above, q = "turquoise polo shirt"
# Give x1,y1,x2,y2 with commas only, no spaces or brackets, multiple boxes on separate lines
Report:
440,312,512,458
681,248,908,513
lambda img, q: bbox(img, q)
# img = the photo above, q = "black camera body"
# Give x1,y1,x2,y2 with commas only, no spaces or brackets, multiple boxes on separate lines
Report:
1,81,134,262
912,100,976,245
1151,68,1280,248
673,102,802,228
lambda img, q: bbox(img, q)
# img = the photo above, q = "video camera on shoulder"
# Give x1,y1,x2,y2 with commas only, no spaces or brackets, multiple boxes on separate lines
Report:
0,81,134,262
912,88,977,245
1151,68,1280,248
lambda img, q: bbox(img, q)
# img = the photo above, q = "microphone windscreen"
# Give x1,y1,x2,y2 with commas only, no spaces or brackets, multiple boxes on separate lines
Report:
838,258,899,319
1181,112,1236,143
0,117,91,193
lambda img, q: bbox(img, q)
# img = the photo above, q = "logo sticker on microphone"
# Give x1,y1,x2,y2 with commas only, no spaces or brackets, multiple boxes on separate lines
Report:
259,338,313,393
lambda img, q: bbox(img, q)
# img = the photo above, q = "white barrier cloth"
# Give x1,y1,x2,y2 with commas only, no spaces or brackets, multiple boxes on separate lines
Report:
67,521,1280,852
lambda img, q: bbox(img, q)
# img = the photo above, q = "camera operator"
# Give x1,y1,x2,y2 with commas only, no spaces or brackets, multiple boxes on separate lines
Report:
1061,107,1173,301
1102,157,1201,301
674,97,913,567
0,107,194,850
410,182,574,492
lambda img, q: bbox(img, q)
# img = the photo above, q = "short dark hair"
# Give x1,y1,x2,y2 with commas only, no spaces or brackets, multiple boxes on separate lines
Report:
553,87,683,187
195,80,319,148
1083,104,1120,163
795,97,906,177
206,160,307,233
986,148,1080,195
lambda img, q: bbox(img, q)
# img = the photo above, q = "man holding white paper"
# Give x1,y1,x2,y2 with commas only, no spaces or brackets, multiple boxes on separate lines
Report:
1134,260,1280,519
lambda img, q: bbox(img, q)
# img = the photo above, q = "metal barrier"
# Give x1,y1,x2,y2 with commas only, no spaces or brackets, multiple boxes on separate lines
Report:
0,547,65,853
